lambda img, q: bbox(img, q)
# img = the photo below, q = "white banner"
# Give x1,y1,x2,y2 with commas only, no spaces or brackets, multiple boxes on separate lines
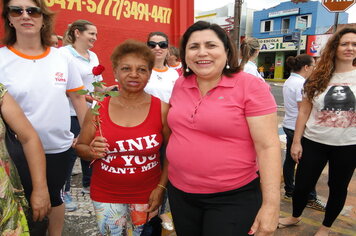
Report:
258,36,307,52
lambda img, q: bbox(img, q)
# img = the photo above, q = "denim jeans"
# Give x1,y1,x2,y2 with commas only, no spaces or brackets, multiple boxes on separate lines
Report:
64,116,92,192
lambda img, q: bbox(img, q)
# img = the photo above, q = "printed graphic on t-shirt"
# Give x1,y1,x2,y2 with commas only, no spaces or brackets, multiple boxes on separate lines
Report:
315,85,356,128
99,134,160,175
53,72,67,86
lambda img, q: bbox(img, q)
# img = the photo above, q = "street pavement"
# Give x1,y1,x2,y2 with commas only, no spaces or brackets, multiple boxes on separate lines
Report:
63,82,356,235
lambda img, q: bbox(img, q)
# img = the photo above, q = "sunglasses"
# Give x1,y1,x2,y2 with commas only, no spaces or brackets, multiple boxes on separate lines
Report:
147,41,168,49
8,6,42,18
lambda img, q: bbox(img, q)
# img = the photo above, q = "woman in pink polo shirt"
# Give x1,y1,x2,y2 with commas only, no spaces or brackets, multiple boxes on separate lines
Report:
167,21,281,236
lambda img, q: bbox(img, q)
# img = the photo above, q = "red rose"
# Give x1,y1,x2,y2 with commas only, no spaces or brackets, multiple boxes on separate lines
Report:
92,65,105,76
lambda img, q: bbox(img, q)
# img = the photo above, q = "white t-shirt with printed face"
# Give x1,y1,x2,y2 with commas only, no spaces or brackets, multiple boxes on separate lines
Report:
283,73,305,130
304,70,356,145
59,45,103,116
0,46,84,153
144,67,179,103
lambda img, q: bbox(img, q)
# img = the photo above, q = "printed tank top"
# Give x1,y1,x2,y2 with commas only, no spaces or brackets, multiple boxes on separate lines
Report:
90,95,163,203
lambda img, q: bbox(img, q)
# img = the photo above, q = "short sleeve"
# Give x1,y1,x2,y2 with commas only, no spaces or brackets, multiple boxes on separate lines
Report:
292,79,304,103
66,57,84,92
295,85,304,102
243,76,277,117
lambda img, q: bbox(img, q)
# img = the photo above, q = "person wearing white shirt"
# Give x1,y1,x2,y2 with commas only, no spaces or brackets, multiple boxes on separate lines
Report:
145,32,179,104
59,19,116,212
145,31,179,231
167,46,183,76
240,37,264,81
279,27,356,236
282,54,325,212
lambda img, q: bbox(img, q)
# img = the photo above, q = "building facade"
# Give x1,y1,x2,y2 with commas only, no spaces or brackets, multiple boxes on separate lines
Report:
195,3,255,37
252,0,348,79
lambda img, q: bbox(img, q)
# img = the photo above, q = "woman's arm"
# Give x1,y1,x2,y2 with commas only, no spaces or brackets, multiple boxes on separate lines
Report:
1,93,51,221
291,97,313,163
67,91,88,127
75,109,108,161
159,102,171,188
247,112,281,236
146,102,171,212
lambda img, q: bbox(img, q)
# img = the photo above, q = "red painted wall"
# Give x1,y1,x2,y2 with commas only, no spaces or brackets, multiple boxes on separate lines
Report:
0,0,194,84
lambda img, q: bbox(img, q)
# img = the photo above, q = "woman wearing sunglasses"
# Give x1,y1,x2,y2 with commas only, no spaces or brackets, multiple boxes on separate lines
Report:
144,32,179,104
0,0,87,235
144,31,178,232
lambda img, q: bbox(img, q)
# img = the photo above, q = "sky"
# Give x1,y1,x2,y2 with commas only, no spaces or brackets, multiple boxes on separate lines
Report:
194,0,356,23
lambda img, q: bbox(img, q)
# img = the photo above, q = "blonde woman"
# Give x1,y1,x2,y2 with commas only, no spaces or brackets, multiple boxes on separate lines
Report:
144,31,178,231
60,19,115,212
240,37,264,81
144,31,179,104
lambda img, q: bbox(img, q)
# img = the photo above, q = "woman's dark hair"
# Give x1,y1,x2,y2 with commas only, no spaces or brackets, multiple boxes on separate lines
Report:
322,85,355,111
147,31,169,44
65,19,95,45
180,21,240,77
304,27,356,100
111,39,155,72
286,54,314,72
1,0,55,47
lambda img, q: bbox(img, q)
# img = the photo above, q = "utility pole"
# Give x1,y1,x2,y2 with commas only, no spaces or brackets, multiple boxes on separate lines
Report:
233,0,243,51
333,12,339,33
296,30,302,55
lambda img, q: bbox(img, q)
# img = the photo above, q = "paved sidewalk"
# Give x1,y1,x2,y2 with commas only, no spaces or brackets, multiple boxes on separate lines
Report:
63,161,177,236
63,141,356,236
63,160,98,236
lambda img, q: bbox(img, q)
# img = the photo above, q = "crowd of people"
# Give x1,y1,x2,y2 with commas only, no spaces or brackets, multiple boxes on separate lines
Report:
0,0,355,236
279,27,356,236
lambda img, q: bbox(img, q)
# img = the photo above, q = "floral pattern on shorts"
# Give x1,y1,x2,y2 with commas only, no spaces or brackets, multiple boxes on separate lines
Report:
92,201,158,236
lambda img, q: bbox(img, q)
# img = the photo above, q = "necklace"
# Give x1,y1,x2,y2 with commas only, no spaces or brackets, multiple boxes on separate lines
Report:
115,94,149,109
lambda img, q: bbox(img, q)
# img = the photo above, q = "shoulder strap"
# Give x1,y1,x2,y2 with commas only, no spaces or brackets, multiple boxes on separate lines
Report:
149,96,162,126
